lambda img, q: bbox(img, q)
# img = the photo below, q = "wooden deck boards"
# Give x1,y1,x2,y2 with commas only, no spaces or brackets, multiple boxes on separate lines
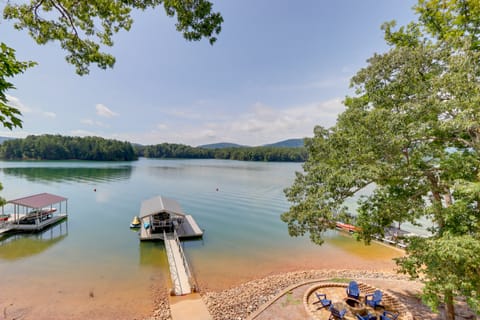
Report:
140,215,203,241
182,215,203,237
165,235,192,295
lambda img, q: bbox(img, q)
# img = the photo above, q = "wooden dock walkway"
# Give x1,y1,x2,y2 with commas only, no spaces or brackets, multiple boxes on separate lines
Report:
164,230,194,296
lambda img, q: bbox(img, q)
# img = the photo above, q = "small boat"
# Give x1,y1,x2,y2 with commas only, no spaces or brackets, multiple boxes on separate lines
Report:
130,216,141,228
336,221,361,233
0,214,10,222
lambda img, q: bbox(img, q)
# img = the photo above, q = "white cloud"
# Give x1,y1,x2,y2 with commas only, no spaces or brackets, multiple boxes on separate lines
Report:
6,95,57,121
156,123,168,130
0,131,29,139
96,104,118,118
70,129,99,137
111,97,345,146
226,98,344,141
6,94,32,113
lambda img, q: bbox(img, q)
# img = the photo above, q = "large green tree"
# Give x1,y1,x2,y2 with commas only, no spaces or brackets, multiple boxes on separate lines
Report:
0,0,223,124
282,1,480,319
3,0,223,75
0,0,222,204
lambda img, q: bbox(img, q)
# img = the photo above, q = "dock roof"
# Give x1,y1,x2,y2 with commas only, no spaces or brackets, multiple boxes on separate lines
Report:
139,196,185,218
8,193,68,209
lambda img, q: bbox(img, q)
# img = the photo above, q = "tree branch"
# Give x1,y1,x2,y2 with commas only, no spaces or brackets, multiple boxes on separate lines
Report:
50,0,79,38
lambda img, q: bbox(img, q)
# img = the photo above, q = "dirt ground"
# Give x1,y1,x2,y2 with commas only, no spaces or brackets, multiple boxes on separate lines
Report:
250,277,479,320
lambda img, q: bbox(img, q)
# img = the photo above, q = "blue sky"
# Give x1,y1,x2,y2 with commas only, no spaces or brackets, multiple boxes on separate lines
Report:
2,0,416,146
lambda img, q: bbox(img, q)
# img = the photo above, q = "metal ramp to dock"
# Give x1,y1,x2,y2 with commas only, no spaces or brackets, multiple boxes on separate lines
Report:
164,230,195,296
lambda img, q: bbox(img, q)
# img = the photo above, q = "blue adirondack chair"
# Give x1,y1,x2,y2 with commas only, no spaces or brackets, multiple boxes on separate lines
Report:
313,292,332,310
356,314,377,320
380,311,399,320
365,290,383,309
346,281,360,300
328,305,347,320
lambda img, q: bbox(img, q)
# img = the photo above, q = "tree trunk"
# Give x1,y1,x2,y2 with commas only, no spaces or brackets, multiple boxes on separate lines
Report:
444,291,455,320
444,192,453,207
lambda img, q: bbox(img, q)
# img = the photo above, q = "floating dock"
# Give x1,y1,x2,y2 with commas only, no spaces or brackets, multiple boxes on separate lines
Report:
138,196,203,241
137,196,202,296
0,193,68,236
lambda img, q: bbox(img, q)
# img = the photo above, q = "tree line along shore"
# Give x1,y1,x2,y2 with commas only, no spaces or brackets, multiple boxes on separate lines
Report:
0,134,307,162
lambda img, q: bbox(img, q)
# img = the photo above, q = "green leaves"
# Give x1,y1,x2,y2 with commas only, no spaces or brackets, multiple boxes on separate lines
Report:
3,0,223,75
163,0,223,45
396,235,480,314
284,1,480,318
0,43,36,129
4,1,133,75
415,0,480,49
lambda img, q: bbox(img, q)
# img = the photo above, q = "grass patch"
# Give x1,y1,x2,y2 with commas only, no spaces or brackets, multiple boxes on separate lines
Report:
281,291,301,307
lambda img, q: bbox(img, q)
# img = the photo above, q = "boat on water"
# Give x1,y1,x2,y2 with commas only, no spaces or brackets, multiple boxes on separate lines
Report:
0,214,10,222
0,193,68,234
335,221,360,233
130,216,141,228
19,208,57,224
335,220,423,249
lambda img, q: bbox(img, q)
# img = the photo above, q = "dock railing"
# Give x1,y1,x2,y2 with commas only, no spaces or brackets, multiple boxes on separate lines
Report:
173,229,197,292
164,230,184,295
163,229,197,295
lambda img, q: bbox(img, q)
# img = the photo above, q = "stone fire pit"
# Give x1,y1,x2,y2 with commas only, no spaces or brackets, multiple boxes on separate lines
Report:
304,281,414,320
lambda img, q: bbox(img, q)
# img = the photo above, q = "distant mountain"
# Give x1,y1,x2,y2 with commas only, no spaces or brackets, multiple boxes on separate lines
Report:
263,138,304,148
198,142,245,149
199,139,305,149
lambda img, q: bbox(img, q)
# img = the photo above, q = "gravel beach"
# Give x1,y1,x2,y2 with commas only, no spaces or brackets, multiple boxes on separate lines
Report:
148,269,478,320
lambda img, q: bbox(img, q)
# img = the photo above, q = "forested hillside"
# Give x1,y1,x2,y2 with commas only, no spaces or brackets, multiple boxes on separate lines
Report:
0,135,137,161
137,143,306,161
0,135,306,162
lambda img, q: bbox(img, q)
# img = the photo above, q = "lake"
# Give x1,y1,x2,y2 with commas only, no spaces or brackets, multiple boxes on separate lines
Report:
0,159,402,319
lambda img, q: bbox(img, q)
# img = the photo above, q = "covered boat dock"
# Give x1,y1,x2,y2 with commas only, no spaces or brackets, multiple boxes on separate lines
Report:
139,195,203,241
0,193,68,234
138,195,203,296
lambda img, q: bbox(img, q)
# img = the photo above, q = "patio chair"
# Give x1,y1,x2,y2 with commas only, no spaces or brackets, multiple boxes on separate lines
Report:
356,314,377,320
380,311,399,320
328,305,347,320
346,280,360,300
313,292,332,310
365,290,383,309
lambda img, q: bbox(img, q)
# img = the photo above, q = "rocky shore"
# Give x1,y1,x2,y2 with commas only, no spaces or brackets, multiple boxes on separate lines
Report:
201,269,408,320
146,269,410,320
147,269,477,320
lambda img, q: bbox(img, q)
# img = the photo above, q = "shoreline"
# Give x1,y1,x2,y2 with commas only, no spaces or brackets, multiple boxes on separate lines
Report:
149,269,477,320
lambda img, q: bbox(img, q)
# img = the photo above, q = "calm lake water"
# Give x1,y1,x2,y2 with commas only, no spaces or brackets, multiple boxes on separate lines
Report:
0,159,401,319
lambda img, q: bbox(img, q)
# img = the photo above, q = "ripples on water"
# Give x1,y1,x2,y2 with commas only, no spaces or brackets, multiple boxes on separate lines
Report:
0,159,403,314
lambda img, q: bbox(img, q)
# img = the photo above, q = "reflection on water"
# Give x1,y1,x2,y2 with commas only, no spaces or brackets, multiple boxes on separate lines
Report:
2,166,132,183
0,220,68,260
138,241,169,268
324,230,403,258
0,159,406,305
